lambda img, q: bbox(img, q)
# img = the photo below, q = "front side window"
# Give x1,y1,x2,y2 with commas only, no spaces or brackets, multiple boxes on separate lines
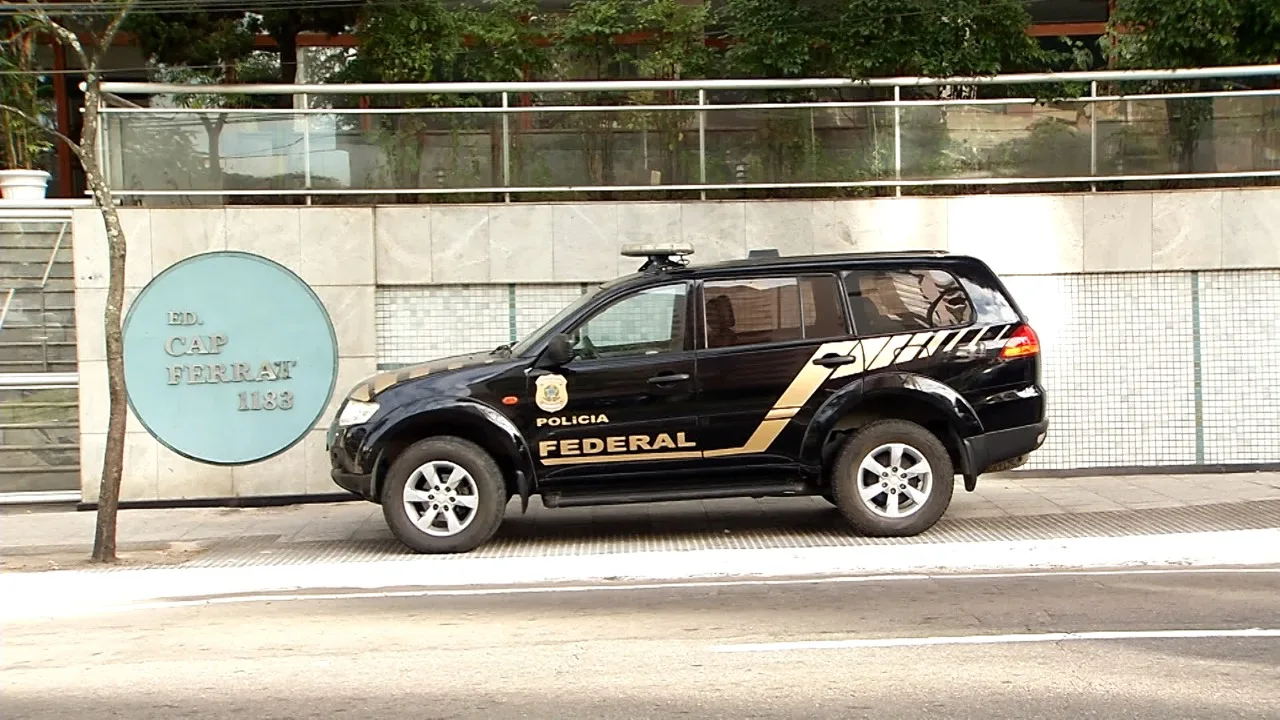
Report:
703,275,848,349
571,283,689,360
843,268,974,336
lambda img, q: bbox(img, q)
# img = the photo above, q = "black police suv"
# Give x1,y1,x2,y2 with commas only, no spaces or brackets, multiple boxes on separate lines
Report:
328,245,1047,553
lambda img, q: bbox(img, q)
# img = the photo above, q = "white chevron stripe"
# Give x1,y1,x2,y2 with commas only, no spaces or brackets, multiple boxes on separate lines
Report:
857,336,891,371
924,330,950,356
895,332,933,364
870,333,912,370
967,326,989,348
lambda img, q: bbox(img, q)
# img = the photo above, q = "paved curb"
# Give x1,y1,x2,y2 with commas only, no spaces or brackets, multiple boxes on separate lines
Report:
3,528,1278,621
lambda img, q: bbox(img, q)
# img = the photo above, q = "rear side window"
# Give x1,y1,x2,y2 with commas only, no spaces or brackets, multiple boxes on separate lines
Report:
703,275,847,349
842,268,974,336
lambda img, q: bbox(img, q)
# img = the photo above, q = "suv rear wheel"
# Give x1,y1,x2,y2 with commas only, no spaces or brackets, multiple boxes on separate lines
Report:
382,436,508,553
830,419,954,537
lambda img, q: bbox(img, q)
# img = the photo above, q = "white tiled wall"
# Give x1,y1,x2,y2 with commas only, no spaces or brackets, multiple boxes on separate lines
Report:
376,285,509,366
515,284,588,339
1199,269,1280,464
1004,272,1199,470
376,270,1280,471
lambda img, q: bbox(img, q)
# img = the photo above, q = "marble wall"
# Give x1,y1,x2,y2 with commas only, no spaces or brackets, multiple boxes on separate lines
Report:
72,207,377,502
69,187,1280,500
371,187,1280,286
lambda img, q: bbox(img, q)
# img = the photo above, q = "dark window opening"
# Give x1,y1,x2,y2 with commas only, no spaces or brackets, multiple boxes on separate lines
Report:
843,268,974,336
703,274,848,349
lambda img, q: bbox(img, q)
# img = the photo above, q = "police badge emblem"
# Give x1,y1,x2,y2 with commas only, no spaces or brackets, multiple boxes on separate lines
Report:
535,373,569,413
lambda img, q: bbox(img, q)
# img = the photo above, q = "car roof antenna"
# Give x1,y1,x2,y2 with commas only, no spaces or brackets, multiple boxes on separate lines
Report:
620,243,695,272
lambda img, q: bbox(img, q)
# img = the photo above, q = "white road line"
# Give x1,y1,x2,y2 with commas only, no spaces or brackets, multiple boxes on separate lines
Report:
710,628,1280,653
8,566,1279,620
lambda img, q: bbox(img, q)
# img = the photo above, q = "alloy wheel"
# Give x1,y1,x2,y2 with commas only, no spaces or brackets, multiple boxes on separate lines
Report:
855,442,933,519
401,460,481,537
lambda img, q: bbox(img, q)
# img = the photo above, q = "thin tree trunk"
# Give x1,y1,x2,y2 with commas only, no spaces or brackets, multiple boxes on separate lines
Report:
199,114,227,204
17,0,135,563
81,77,127,563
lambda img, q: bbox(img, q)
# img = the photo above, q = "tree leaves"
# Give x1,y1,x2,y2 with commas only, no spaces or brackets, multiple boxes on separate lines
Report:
1107,0,1280,68
718,0,1049,81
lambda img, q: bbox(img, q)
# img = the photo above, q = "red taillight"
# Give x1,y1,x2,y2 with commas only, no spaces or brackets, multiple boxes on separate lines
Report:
1001,324,1040,359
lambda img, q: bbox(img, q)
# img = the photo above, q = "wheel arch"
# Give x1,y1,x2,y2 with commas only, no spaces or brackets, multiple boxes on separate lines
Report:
802,372,983,485
366,401,537,504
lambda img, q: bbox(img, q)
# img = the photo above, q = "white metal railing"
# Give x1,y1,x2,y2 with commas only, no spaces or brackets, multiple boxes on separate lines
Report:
0,372,79,388
97,63,1280,200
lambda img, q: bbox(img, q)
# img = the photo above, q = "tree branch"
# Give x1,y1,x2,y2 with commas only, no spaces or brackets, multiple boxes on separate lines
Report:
24,0,89,69
0,103,86,162
95,0,134,64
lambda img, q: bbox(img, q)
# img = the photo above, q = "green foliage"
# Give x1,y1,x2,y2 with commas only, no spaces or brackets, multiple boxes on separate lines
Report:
125,6,258,77
1103,0,1280,173
718,0,829,79
1105,0,1279,69
541,0,715,189
260,7,358,84
634,0,714,80
715,0,1053,184
353,0,461,86
553,0,639,80
350,0,477,195
456,0,551,83
0,17,53,170
718,0,1049,80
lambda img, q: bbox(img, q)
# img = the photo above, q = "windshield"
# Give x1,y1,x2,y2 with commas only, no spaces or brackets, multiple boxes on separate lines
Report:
508,284,605,357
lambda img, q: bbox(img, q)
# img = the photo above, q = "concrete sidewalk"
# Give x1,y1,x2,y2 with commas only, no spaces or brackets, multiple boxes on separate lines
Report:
3,472,1279,572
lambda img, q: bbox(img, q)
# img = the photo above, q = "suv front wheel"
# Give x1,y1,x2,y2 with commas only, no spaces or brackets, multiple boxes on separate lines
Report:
830,419,954,537
382,436,508,553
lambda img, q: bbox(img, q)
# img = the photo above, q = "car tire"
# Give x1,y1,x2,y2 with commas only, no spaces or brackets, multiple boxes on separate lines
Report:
381,436,508,554
830,419,954,537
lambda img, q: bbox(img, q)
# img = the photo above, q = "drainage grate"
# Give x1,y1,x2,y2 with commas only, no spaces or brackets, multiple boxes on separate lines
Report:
174,499,1280,569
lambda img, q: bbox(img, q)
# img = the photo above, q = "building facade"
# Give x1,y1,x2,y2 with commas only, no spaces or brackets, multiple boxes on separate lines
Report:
3,185,1276,503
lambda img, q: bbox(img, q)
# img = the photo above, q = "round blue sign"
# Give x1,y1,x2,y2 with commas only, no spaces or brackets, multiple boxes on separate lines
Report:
122,251,338,465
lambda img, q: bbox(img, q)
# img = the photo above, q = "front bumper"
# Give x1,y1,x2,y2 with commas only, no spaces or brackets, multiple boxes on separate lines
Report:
962,419,1048,477
328,424,377,500
331,468,374,499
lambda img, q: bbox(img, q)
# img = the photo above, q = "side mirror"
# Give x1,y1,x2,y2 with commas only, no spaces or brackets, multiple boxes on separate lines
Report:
542,333,575,367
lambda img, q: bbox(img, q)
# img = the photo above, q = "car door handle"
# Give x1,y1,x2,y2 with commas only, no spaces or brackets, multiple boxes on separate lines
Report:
812,355,858,368
648,372,691,385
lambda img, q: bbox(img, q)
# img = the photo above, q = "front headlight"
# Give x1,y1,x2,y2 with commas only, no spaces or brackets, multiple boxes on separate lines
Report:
337,400,380,427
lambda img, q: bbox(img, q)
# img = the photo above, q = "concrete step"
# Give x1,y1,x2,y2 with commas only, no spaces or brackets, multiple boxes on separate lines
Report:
0,261,74,282
0,468,80,493
0,344,78,366
0,224,72,250
0,325,77,344
3,287,77,311
0,424,79,448
0,360,77,373
0,247,73,266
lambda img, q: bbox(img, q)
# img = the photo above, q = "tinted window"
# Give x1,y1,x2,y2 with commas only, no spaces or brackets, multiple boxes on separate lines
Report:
572,283,688,359
703,275,847,349
843,268,974,336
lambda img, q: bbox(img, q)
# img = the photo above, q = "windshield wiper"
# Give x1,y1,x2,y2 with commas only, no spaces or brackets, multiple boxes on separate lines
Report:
490,342,513,357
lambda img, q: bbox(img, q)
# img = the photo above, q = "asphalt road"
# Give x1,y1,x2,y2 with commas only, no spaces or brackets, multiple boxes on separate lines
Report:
4,568,1279,719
